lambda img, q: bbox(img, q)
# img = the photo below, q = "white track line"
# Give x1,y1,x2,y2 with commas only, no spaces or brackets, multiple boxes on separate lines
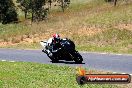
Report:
1,60,6,62
115,54,122,56
9,61,15,62
1,60,15,62
100,53,107,55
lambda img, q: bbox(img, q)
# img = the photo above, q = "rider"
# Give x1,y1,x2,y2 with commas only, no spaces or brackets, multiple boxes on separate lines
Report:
51,33,62,51
46,33,62,53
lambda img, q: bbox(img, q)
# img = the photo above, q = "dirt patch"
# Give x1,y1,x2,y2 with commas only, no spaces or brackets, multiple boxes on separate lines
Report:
0,26,104,47
0,42,17,47
115,23,132,31
76,26,103,36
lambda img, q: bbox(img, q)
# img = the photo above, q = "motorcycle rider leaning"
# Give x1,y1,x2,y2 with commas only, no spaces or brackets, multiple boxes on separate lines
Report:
42,33,62,55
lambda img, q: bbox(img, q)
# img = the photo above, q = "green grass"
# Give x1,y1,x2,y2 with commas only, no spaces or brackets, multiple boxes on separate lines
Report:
68,0,105,11
0,61,117,88
76,28,132,54
86,28,132,44
84,4,132,28
0,23,30,42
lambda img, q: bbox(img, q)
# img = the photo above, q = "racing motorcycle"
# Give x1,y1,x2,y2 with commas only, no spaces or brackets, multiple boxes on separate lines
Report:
40,38,83,63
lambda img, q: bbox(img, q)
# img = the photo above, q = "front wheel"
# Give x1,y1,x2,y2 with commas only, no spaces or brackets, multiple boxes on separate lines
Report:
47,53,59,63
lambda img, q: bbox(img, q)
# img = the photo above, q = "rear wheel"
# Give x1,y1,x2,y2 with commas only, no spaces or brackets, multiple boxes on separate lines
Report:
75,57,83,63
50,57,59,63
73,51,83,63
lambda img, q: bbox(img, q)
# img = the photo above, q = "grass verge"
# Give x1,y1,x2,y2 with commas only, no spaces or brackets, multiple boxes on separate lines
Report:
0,61,117,88
76,28,132,54
0,23,30,42
1,28,132,54
0,0,132,54
0,43,41,50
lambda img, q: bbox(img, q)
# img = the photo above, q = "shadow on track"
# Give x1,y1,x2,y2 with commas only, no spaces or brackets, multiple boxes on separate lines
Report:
50,61,85,64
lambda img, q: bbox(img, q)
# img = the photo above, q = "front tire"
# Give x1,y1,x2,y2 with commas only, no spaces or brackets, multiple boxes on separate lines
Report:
47,53,58,63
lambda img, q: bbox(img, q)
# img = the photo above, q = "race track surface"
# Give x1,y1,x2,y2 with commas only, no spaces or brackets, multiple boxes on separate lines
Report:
0,49,132,74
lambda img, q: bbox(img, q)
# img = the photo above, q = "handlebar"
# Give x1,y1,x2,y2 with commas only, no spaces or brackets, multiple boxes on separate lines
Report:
52,48,61,53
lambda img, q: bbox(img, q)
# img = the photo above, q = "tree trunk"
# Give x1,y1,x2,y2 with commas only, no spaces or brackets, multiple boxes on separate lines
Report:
114,0,117,6
24,10,27,19
31,9,34,22
31,0,34,22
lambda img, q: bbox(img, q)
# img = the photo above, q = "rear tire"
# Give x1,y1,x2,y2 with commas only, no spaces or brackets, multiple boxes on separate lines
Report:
51,57,59,63
52,59,58,63
75,58,83,64
73,51,83,63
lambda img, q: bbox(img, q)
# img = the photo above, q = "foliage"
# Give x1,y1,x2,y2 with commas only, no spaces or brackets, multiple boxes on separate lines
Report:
105,0,117,6
0,0,18,24
16,0,71,21
17,0,32,18
32,0,47,21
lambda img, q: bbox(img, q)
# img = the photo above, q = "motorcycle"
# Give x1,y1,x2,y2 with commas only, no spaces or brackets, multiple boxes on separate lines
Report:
40,38,83,63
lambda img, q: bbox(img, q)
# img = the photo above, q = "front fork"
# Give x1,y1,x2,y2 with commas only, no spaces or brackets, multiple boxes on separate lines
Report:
42,49,54,58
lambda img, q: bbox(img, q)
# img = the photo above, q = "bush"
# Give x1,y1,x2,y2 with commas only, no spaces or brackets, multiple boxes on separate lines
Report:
2,7,18,24
0,0,18,24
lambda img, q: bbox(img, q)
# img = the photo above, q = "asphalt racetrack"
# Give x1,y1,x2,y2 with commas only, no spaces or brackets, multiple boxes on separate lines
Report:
0,49,132,74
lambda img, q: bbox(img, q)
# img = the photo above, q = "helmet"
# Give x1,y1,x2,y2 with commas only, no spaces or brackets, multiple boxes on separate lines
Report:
53,33,60,39
53,33,60,43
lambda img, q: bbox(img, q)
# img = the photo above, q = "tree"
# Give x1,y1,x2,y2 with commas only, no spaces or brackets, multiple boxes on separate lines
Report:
17,0,71,22
0,0,18,24
56,0,70,12
17,0,48,22
17,0,32,19
104,0,117,6
32,0,46,21
114,0,117,6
